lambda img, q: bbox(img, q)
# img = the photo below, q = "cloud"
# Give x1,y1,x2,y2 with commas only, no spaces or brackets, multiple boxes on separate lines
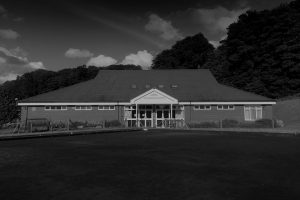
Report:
145,14,183,41
121,50,153,70
27,62,45,69
86,55,117,67
0,73,18,83
0,29,20,39
193,6,249,41
65,48,94,58
0,47,45,83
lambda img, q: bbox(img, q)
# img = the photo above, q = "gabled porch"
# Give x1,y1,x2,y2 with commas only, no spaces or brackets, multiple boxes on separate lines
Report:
124,89,185,128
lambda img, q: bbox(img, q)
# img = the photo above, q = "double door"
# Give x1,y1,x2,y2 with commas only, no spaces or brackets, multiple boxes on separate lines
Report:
137,105,171,128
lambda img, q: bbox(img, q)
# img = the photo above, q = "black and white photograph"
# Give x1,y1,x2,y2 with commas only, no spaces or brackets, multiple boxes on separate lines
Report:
0,0,299,199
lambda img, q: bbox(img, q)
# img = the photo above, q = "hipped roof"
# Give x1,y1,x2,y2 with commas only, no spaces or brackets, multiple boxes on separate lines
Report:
20,69,273,103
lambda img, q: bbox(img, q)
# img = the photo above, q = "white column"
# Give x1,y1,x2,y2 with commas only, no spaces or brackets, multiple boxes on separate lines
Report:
170,104,173,120
136,104,139,127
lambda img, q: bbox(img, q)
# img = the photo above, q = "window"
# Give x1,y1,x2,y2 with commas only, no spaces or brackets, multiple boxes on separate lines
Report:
98,105,115,110
244,106,262,121
75,106,92,110
45,106,67,111
194,105,211,110
217,105,235,110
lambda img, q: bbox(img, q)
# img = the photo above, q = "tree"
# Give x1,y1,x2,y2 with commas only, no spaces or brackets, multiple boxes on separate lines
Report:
206,0,300,98
152,33,214,69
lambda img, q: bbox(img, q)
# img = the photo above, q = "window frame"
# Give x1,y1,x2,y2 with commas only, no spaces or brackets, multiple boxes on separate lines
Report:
193,105,211,110
98,105,115,110
45,106,68,111
217,105,235,110
244,106,263,121
75,106,93,111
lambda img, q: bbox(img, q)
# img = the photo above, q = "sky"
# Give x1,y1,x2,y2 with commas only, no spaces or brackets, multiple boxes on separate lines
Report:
0,0,293,83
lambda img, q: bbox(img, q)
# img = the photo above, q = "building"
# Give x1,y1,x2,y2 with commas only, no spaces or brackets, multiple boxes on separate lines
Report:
18,70,276,128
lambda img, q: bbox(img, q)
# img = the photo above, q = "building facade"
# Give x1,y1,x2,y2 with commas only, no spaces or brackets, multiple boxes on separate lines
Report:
18,70,276,128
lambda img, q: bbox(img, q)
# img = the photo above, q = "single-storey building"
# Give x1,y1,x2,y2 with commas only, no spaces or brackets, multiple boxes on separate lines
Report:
18,70,276,128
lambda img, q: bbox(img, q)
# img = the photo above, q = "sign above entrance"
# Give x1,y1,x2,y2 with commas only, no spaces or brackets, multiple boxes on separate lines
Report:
130,89,178,105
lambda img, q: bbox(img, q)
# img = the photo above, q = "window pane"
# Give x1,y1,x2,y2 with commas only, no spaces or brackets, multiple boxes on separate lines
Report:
217,105,222,109
200,105,205,110
146,111,151,118
109,106,115,110
75,106,80,110
163,110,169,118
245,109,250,121
256,107,262,119
205,105,211,110
229,105,234,109
104,106,109,110
131,111,136,118
45,106,50,110
223,105,229,109
250,107,256,121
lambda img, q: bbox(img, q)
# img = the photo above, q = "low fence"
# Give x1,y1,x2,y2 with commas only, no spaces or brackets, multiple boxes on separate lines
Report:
187,119,284,129
0,119,125,134
125,119,188,128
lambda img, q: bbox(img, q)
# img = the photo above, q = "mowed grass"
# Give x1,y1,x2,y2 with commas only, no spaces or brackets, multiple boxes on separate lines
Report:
0,130,299,200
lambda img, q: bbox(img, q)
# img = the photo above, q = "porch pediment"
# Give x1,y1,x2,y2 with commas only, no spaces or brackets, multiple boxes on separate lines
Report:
130,89,178,104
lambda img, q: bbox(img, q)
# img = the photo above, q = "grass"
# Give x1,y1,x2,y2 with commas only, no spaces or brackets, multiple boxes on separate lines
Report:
0,130,299,200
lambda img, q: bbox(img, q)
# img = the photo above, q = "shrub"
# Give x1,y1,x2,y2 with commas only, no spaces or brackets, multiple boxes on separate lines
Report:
222,119,239,128
104,120,122,128
255,119,273,128
275,119,284,128
188,121,219,128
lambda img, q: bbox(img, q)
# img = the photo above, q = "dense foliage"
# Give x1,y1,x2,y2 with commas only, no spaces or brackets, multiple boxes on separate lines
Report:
152,33,214,69
0,65,141,125
211,0,300,98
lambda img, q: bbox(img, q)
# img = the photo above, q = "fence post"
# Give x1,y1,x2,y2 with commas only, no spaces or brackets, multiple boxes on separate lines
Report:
30,122,33,133
272,119,275,128
220,120,223,128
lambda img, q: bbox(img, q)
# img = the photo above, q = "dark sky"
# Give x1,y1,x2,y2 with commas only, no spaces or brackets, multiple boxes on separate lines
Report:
0,0,293,82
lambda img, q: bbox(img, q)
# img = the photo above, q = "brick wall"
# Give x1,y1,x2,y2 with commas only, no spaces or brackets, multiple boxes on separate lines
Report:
21,105,124,124
184,105,273,123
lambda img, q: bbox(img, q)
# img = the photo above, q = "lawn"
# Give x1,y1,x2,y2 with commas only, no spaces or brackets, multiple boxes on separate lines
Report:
0,130,299,200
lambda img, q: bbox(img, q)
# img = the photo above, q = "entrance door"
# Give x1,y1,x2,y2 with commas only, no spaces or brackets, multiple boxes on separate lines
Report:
156,106,170,128
138,105,153,127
